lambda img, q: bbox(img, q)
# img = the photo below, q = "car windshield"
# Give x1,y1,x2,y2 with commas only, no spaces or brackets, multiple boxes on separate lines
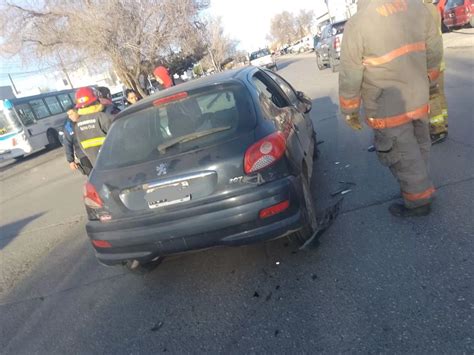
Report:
446,0,465,8
96,84,254,169
332,21,347,35
0,110,22,136
250,49,271,61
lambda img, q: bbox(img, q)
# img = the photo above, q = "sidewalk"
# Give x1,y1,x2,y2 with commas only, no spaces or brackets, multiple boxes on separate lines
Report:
443,27,474,49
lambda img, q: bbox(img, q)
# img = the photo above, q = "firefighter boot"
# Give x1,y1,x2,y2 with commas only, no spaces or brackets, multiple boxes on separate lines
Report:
389,202,431,217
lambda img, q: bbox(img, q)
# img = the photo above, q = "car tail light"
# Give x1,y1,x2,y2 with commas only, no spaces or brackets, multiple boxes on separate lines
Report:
91,239,112,248
244,132,286,174
333,36,341,50
259,200,290,219
153,92,188,106
84,182,103,209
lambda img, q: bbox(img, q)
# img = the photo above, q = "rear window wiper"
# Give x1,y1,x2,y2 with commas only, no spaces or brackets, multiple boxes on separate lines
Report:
157,126,231,153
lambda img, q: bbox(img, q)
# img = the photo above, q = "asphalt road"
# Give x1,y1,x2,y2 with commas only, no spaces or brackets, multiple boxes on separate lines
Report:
1,45,473,353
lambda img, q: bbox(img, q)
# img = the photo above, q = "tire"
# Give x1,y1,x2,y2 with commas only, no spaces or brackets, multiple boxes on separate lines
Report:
330,56,339,73
123,257,164,275
46,129,61,150
312,131,320,160
292,171,318,246
441,21,450,33
316,54,325,71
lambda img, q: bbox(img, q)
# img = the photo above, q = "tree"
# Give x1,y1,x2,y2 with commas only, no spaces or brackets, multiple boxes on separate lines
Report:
0,0,209,97
198,17,238,72
295,9,314,38
268,11,298,48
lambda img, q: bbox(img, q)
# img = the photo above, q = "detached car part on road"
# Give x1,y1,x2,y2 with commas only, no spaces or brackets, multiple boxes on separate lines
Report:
84,67,318,273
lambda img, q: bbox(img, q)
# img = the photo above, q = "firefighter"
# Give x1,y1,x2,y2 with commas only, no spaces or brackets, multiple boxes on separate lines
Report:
74,87,114,165
423,0,448,143
339,0,443,217
63,105,93,176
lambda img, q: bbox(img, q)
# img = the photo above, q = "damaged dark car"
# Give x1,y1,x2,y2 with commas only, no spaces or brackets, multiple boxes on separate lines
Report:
84,66,319,273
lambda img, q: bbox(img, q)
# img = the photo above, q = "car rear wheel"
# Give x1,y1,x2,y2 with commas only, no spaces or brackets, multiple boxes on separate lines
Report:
292,172,318,246
46,129,61,150
316,54,326,71
123,257,164,275
330,56,339,73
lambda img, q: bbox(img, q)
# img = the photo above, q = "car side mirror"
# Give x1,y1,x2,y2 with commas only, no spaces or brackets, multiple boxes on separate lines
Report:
296,91,312,114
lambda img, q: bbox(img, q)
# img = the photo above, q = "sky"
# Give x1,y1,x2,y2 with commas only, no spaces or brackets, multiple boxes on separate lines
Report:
208,0,328,52
0,0,328,90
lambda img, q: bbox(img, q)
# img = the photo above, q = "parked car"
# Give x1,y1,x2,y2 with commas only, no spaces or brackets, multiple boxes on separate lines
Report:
288,36,314,53
443,0,473,29
433,0,450,32
249,49,277,70
315,20,347,72
84,66,319,273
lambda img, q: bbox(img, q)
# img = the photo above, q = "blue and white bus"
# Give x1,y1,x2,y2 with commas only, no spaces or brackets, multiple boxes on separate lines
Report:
0,89,76,161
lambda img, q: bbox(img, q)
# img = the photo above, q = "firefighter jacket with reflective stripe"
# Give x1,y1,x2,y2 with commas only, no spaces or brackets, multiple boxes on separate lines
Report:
63,120,85,163
338,0,443,127
74,105,113,164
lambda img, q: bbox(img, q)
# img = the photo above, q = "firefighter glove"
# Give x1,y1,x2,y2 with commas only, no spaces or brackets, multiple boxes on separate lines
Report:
345,112,362,130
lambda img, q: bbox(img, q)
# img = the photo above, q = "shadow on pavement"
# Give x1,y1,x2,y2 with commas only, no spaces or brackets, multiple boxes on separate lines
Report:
0,213,45,250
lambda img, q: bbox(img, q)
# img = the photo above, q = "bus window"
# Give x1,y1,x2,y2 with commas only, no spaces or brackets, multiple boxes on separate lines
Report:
29,99,50,119
44,96,63,115
15,104,36,126
69,93,76,104
58,94,73,110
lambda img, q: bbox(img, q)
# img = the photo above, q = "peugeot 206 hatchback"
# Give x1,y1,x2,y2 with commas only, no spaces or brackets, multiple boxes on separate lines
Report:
84,66,319,273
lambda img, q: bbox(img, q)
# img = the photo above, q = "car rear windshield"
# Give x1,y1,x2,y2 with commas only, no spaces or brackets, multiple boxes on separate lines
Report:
250,49,271,61
95,84,255,170
446,0,465,8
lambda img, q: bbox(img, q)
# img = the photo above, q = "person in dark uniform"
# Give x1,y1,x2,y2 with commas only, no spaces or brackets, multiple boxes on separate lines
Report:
63,105,93,175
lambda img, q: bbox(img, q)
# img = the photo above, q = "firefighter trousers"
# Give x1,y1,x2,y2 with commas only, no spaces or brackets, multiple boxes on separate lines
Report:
374,117,435,208
429,71,448,136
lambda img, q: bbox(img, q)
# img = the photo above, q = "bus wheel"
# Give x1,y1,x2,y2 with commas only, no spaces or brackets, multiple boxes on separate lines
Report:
46,129,61,150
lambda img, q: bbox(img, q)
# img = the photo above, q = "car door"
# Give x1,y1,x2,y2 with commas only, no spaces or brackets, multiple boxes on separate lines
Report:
264,70,314,175
250,70,307,174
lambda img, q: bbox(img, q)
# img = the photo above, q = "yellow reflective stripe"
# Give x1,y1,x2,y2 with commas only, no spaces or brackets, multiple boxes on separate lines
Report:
81,137,105,149
430,115,445,124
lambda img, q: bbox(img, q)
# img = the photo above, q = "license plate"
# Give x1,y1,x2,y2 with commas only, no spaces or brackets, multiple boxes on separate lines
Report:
145,181,191,209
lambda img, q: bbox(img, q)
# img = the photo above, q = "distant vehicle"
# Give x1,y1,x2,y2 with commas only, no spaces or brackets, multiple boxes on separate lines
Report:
433,0,450,32
288,35,314,54
315,20,347,72
84,66,318,273
111,91,126,110
249,48,277,70
0,89,76,161
443,0,473,29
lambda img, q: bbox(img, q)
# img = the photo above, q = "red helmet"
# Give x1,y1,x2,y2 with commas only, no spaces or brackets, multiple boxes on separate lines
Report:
75,87,98,108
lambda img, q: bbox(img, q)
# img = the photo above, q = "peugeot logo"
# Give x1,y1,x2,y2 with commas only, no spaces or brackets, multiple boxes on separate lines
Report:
156,163,168,176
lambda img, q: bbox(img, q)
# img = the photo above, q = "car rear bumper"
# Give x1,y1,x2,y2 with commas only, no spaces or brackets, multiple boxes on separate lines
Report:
87,175,307,266
444,13,472,27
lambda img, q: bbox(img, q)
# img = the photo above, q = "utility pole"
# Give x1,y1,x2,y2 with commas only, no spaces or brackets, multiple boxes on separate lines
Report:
57,52,74,89
8,74,19,96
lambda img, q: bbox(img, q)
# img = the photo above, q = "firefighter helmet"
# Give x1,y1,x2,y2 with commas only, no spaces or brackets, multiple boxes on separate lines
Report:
75,87,98,108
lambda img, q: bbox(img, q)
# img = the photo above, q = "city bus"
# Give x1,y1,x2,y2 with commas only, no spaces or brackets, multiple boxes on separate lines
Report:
0,89,76,161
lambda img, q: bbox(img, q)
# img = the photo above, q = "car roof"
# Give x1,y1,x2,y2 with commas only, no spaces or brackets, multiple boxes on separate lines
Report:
115,66,254,118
